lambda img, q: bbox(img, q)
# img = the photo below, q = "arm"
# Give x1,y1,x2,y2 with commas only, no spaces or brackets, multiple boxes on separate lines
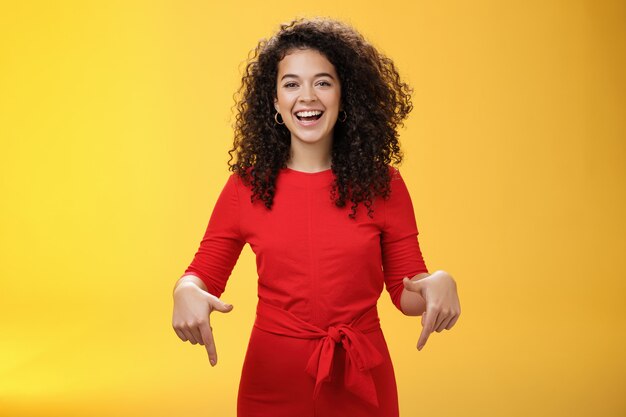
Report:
176,173,246,298
172,174,244,366
381,167,430,316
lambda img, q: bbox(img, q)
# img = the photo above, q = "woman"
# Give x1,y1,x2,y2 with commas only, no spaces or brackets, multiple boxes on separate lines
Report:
172,17,461,417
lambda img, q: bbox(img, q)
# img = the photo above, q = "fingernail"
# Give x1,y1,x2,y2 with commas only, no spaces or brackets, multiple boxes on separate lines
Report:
210,359,216,366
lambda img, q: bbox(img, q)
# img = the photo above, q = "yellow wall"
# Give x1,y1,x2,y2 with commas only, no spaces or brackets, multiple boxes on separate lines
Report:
1,1,624,416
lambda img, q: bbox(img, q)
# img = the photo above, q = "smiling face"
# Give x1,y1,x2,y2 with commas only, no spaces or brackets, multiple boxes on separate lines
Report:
274,48,341,149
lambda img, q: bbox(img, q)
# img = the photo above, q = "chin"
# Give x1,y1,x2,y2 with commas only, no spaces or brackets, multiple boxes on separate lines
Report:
294,132,333,143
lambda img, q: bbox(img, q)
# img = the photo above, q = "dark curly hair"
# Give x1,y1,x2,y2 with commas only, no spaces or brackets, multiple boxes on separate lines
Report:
227,17,414,219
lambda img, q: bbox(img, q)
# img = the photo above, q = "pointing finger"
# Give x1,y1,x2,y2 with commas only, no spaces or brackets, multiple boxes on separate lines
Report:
200,320,218,366
417,308,436,350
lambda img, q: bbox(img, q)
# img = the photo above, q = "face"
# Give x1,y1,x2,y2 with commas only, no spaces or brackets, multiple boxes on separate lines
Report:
274,48,341,147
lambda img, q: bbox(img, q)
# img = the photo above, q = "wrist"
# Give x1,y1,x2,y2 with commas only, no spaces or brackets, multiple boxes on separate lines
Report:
174,274,208,294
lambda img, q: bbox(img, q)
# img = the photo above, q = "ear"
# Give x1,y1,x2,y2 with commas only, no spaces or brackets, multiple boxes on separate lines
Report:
273,98,279,112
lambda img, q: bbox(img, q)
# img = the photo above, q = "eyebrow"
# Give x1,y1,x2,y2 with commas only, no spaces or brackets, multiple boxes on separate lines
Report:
280,73,336,81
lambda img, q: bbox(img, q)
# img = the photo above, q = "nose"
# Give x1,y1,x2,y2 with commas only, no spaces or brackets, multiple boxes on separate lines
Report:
298,83,317,102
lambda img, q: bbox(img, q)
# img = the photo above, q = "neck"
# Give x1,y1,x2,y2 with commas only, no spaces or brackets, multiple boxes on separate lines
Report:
287,138,332,172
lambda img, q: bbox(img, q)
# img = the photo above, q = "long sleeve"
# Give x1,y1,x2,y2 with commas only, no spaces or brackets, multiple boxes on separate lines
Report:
180,173,246,298
381,167,429,312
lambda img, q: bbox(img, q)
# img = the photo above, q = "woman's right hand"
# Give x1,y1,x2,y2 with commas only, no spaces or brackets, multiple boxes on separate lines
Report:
172,278,234,366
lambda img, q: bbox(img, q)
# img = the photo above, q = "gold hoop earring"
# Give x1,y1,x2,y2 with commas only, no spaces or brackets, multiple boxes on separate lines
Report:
338,110,347,123
274,111,285,125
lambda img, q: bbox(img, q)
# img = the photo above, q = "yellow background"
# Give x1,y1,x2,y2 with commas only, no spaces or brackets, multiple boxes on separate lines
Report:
1,1,624,416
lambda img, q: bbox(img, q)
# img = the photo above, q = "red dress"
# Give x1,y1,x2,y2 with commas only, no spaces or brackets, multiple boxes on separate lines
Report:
181,166,428,417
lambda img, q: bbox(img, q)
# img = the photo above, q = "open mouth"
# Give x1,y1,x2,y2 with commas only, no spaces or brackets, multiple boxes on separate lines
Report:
295,110,324,122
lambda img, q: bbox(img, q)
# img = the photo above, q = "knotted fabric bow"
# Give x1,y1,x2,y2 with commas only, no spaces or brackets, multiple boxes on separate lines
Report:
253,300,385,407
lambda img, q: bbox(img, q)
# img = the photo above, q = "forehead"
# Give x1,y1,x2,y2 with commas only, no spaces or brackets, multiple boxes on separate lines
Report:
277,48,337,77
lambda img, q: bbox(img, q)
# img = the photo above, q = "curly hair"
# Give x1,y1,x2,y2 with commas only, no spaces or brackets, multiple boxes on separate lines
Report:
227,17,414,219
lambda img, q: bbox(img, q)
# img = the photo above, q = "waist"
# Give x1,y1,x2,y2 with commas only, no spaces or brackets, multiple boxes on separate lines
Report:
253,300,381,339
252,299,385,408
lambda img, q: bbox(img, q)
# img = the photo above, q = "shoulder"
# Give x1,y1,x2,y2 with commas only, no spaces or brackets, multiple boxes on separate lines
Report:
384,165,413,203
227,166,251,185
377,165,408,212
226,168,254,198
386,164,403,182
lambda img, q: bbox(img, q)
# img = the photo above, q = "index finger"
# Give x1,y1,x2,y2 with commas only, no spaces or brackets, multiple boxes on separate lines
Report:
199,321,218,366
417,309,436,350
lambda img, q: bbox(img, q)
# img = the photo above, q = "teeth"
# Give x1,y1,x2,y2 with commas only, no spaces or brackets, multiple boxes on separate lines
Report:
296,110,323,117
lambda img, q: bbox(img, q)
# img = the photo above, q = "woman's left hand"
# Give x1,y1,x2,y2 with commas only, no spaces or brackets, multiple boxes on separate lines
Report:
402,270,461,351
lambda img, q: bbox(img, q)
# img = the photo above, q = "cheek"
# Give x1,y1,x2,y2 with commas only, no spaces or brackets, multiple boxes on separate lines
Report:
277,93,296,108
322,91,341,107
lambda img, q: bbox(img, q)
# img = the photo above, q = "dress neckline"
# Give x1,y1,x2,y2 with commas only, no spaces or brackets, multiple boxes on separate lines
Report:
279,166,334,189
284,167,333,175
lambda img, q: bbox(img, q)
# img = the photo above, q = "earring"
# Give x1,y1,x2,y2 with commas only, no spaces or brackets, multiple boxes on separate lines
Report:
274,111,285,125
338,110,347,122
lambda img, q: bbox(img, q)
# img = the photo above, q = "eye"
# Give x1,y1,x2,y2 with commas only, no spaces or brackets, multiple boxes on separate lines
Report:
317,80,331,87
284,82,298,88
